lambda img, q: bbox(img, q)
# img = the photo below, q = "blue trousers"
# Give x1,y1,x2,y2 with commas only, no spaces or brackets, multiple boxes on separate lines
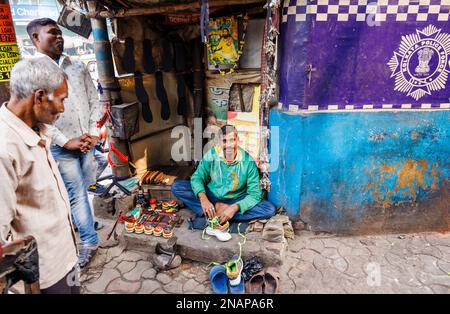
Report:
171,180,276,222
51,145,98,247
93,148,108,180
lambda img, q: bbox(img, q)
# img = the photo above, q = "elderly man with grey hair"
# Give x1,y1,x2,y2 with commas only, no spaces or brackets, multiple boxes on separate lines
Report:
0,58,80,294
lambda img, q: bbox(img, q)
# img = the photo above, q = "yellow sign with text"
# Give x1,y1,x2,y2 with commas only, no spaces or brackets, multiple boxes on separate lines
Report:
0,44,19,82
0,4,18,82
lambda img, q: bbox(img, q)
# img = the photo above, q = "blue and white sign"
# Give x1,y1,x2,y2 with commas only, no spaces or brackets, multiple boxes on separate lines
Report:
11,5,59,21
279,0,450,111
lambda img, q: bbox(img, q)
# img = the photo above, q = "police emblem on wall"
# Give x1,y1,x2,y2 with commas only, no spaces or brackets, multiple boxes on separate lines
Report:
388,25,450,101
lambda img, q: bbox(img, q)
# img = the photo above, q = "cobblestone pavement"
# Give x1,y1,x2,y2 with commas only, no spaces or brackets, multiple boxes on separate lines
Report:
81,244,213,294
279,231,450,294
79,217,450,294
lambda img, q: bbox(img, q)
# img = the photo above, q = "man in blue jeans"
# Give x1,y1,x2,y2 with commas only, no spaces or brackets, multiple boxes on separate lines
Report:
171,125,276,224
28,18,100,268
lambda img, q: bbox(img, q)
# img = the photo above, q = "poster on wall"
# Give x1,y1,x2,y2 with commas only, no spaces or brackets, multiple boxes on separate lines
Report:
0,4,19,82
206,82,231,121
227,85,261,163
279,0,450,111
207,16,239,70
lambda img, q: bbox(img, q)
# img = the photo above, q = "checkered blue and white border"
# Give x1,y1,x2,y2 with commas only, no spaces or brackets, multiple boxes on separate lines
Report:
279,103,450,111
282,0,450,22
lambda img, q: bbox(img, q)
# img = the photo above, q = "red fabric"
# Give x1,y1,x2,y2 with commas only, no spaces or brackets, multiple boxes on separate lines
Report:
107,142,129,168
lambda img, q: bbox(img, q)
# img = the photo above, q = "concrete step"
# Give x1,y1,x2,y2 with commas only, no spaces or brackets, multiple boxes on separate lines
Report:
120,210,287,267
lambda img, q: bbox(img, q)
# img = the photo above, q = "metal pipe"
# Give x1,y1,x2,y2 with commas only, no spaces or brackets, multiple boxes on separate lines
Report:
87,2,118,104
87,1,131,177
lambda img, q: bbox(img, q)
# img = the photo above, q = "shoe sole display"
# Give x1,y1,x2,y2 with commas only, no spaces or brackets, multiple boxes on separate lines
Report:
144,226,154,235
125,222,135,233
153,227,163,236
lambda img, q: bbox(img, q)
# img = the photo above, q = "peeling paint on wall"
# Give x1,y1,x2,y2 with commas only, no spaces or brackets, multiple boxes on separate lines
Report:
268,109,449,234
367,159,441,208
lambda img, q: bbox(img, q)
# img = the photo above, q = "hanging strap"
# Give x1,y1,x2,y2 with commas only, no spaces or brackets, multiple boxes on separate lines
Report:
200,0,210,43
161,38,174,72
155,71,170,120
134,71,153,123
174,40,187,116
97,110,110,129
205,221,247,268
107,142,129,168
97,103,118,134
108,142,137,171
142,38,156,74
123,37,136,74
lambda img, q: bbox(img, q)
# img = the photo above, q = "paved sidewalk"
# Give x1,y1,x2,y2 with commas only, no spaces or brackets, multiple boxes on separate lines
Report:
279,231,450,294
80,219,450,294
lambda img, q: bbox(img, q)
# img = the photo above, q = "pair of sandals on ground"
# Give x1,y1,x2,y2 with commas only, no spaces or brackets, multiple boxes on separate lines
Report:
245,267,279,294
210,256,280,294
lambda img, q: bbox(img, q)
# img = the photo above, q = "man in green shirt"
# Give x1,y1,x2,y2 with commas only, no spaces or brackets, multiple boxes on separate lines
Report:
172,125,275,224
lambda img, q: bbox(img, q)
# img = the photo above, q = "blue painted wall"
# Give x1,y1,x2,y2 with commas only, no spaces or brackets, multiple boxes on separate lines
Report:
268,109,450,234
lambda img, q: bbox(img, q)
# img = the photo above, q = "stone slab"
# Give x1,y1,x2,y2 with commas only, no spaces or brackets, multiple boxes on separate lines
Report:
122,209,287,267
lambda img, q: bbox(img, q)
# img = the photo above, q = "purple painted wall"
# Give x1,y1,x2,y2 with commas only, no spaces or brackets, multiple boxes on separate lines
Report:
271,1,450,234
279,0,450,111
